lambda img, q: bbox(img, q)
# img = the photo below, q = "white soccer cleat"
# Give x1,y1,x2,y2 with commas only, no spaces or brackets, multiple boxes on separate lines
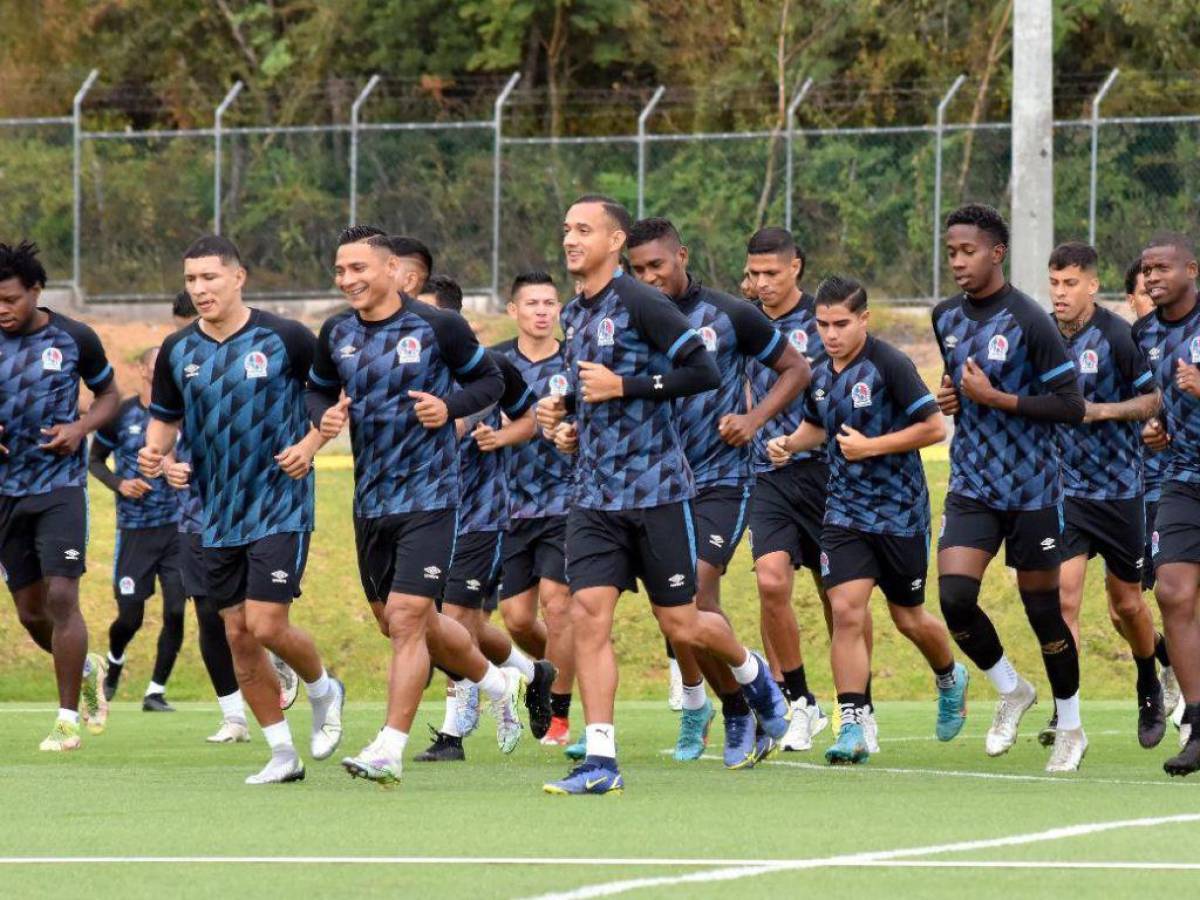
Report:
206,719,251,744
780,697,828,751
244,753,305,785
985,677,1037,757
1045,726,1087,772
490,667,525,753
1180,720,1192,750
862,708,880,754
668,658,684,711
1161,666,1182,720
454,680,481,738
270,652,299,710
310,678,345,761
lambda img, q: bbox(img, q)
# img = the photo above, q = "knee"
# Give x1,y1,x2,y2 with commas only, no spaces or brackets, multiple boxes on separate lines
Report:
501,604,536,637
890,608,923,641
1154,575,1193,614
756,566,791,605
829,599,865,635
384,602,426,641
117,604,145,632
42,582,79,621
1108,590,1144,623
16,604,47,634
658,613,699,648
938,574,982,626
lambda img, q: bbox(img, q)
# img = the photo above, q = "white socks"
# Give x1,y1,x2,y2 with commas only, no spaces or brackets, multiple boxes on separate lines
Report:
478,663,508,701
729,649,760,686
145,681,166,697
217,690,246,723
585,723,616,759
107,652,125,666
441,684,464,737
985,655,1019,695
681,682,707,710
502,649,536,682
378,727,408,760
305,668,332,702
262,720,295,756
58,708,80,725
1055,692,1082,730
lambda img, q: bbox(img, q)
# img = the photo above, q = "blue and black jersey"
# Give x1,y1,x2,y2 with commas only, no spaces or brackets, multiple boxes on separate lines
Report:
803,335,938,537
172,429,203,536
0,310,113,497
307,296,504,520
93,396,179,530
456,349,536,535
1056,305,1155,501
747,292,825,473
560,270,714,511
494,339,574,520
673,278,787,488
933,284,1077,511
151,308,315,548
1143,445,1167,504
1132,300,1200,486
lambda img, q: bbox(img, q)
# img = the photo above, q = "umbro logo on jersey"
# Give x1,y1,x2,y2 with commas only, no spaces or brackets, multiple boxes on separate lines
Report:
851,381,872,408
466,579,481,591
397,336,421,364
597,318,616,347
1148,346,1162,360
184,363,200,379
709,533,725,548
1079,349,1098,374
699,326,718,352
814,388,826,401
1040,537,1056,551
41,347,63,372
128,424,142,435
119,577,135,595
244,351,268,379
944,335,959,349
64,548,80,561
987,334,1009,362
338,344,357,358
424,565,442,579
667,573,686,588
788,329,808,354
270,570,289,584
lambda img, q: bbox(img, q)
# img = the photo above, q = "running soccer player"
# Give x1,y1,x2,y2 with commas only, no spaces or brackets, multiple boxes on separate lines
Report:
536,195,789,795
90,347,186,712
140,235,345,785
388,235,433,296
307,227,525,786
0,239,119,750
627,217,810,767
771,276,968,764
1132,232,1200,775
932,204,1087,772
1044,242,1166,749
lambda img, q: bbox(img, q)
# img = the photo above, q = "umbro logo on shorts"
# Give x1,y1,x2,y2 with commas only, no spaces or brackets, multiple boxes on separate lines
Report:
1040,537,1056,551
270,569,289,584
910,578,923,590
64,548,80,561
667,573,686,588
466,579,481,591
708,533,725,548
424,566,442,579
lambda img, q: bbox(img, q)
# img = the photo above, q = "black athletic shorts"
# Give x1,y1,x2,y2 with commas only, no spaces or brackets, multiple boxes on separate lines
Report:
500,515,567,600
355,509,458,604
444,530,504,611
820,524,929,607
692,484,752,571
747,461,827,571
0,486,88,591
180,531,208,600
113,523,183,605
1143,498,1159,591
937,491,1064,571
205,531,310,609
1061,495,1145,585
1150,481,1200,568
565,501,697,606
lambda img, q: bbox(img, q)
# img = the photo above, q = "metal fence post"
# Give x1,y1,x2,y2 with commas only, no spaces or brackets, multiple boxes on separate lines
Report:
349,74,382,227
784,78,813,233
213,81,244,235
1088,68,1120,247
932,74,967,301
72,69,99,298
636,86,666,219
491,73,521,304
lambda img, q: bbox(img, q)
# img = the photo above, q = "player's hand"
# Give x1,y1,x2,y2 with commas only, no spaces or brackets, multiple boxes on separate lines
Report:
473,422,501,452
936,374,960,416
319,395,351,440
959,358,997,407
578,361,623,403
408,391,449,429
164,461,191,489
117,478,153,499
1142,419,1170,452
1175,359,1200,398
274,442,315,479
38,421,86,455
536,395,566,437
767,435,792,467
717,413,757,447
138,445,165,478
552,421,578,454
835,424,877,461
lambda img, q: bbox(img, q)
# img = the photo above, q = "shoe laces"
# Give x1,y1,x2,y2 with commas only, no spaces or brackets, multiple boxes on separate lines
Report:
1048,730,1077,766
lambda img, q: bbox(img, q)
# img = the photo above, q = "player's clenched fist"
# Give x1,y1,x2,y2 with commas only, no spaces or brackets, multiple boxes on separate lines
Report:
552,421,578,454
537,395,566,437
275,443,315,479
766,434,792,468
165,460,191,489
936,373,961,416
320,394,352,440
408,390,449,429
138,445,165,478
1142,418,1170,452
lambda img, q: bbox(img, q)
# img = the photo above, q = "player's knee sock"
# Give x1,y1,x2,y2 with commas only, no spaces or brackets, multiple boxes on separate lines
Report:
1134,652,1159,697
865,675,874,712
1020,588,1080,701
550,692,572,719
195,597,239,698
108,603,144,661
1154,632,1171,668
441,684,464,738
501,648,536,682
262,720,296,759
217,690,246,724
150,588,186,688
837,692,869,728
938,575,1004,670
720,690,750,717
781,665,813,705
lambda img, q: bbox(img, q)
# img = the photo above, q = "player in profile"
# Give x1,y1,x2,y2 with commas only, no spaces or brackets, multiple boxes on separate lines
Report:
627,217,810,767
140,235,345,784
932,204,1087,772
0,240,120,750
388,236,433,297
771,276,968,764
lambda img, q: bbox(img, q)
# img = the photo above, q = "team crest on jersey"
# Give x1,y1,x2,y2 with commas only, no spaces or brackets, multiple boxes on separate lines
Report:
597,317,616,347
41,347,63,372
1079,349,1098,374
699,326,718,352
548,373,570,396
819,551,830,576
788,328,808,354
396,336,421,364
243,351,268,379
1151,530,1160,556
851,381,872,408
1190,336,1200,364
987,334,1008,362
118,576,135,596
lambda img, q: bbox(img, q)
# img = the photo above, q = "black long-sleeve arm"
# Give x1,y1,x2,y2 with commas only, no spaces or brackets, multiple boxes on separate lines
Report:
621,343,720,400
88,439,122,492
1015,378,1086,424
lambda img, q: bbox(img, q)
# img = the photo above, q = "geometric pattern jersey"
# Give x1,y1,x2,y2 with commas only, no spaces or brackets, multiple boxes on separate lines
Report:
1132,299,1200,486
93,395,180,529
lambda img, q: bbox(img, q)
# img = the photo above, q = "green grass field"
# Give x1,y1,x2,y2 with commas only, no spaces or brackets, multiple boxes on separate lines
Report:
0,700,1196,899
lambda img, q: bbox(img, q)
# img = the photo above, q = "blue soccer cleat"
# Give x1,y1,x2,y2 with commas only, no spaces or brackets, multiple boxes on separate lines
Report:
543,759,624,795
740,651,791,740
722,711,756,769
564,737,586,761
753,730,778,765
936,662,969,742
674,698,715,761
825,721,869,765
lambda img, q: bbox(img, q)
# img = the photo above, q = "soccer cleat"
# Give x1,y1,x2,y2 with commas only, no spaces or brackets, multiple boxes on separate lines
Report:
342,749,402,786
310,677,345,761
667,658,683,711
206,719,251,743
490,667,525,753
39,719,82,752
722,712,756,769
525,660,557,741
1138,688,1167,749
985,677,1037,757
752,725,779,766
1161,666,1182,722
1037,712,1058,748
142,692,176,713
1045,726,1087,772
935,662,969,741
413,726,465,762
780,697,828,751
543,760,624,795
102,659,122,702
454,681,481,738
740,651,791,740
673,698,715,761
564,737,586,761
1164,733,1200,776
862,708,880,754
825,721,870,765
80,652,108,735
540,716,570,747
245,753,305,785
270,652,299,711
1180,720,1192,749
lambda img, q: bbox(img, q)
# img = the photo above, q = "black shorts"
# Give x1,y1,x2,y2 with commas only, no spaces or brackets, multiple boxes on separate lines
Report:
355,509,458,604
500,515,567,600
1143,498,1159,590
747,462,827,570
820,524,929,607
1150,481,1200,568
113,524,183,605
205,532,310,609
1061,495,1145,584
444,530,504,611
0,486,88,591
937,492,1063,571
692,484,752,570
180,531,208,600
565,501,697,606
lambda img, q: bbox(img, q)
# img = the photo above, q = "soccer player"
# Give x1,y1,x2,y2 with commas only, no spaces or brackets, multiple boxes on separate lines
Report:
771,276,969,764
140,235,345,785
0,239,119,750
932,203,1087,772
388,235,433,296
535,195,789,795
626,217,810,767
307,227,525,786
1132,232,1200,775
1044,242,1166,749
90,347,186,712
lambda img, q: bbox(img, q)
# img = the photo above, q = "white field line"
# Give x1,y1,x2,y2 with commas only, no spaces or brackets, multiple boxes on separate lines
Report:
0,856,781,867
